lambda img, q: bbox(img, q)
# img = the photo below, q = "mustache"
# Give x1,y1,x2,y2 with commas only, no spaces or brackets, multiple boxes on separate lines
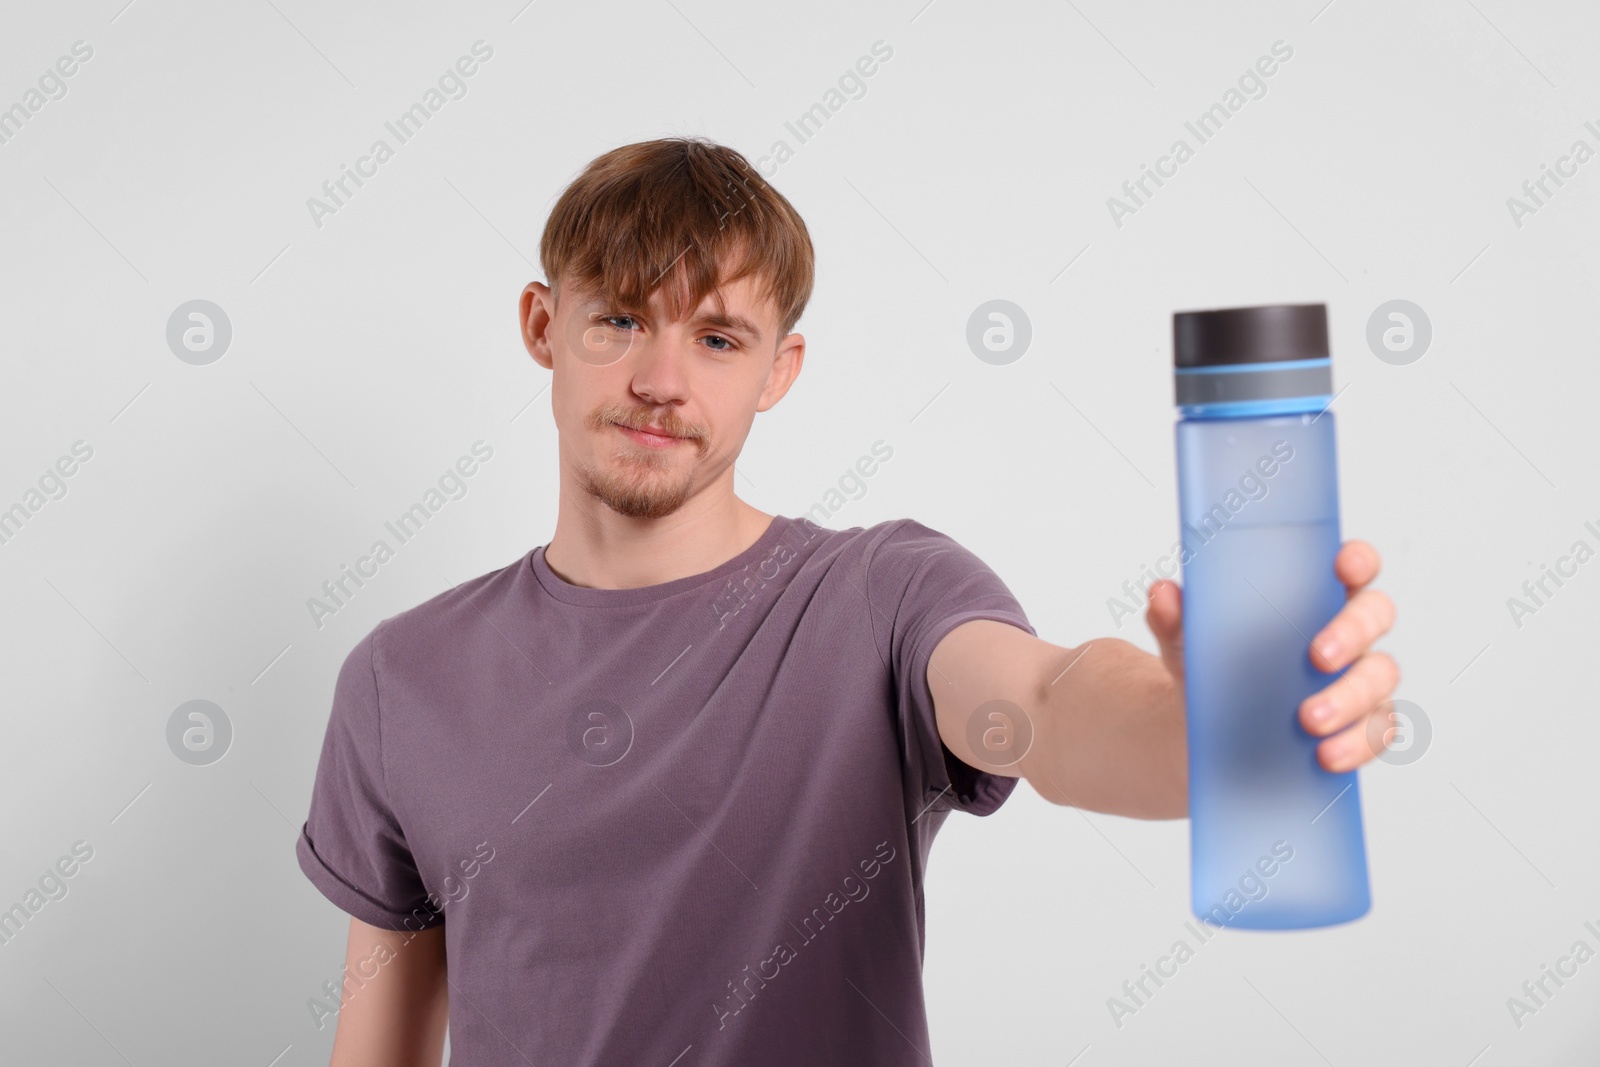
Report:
597,407,702,440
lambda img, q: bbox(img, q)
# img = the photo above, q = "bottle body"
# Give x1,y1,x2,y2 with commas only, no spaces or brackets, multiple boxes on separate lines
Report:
1175,408,1371,929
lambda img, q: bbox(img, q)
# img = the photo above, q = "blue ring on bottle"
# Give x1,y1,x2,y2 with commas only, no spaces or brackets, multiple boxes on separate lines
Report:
1174,357,1332,376
1178,394,1333,419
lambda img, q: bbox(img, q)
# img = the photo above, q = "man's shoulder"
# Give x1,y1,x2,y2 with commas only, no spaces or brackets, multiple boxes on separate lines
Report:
784,515,986,602
362,549,530,659
793,513,950,552
847,516,1020,611
858,515,970,567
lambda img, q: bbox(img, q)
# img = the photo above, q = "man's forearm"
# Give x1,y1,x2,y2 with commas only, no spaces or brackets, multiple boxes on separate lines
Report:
1017,637,1189,820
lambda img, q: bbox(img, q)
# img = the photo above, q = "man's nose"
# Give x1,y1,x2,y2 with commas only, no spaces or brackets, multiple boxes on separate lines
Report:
626,330,694,401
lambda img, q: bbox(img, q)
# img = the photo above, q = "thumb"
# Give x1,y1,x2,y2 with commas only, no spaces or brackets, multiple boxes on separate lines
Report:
1145,579,1185,682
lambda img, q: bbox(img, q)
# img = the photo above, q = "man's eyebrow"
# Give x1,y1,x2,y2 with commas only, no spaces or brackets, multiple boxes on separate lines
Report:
695,310,763,340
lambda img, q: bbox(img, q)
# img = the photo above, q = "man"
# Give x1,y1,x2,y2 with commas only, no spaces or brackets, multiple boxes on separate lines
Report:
295,137,1399,1065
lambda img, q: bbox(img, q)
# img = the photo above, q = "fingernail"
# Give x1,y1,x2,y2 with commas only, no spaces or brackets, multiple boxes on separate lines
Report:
1318,639,1342,666
1306,702,1333,725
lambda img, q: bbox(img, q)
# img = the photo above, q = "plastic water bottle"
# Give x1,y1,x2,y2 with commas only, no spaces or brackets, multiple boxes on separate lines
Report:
1172,303,1371,930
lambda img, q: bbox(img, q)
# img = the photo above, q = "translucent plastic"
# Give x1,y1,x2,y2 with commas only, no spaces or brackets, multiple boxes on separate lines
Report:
1175,409,1371,929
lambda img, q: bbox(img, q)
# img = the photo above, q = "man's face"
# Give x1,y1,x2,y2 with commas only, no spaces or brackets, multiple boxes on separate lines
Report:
520,272,804,520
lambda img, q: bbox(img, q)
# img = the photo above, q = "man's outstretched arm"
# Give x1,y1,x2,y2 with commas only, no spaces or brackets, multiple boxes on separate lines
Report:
928,540,1399,820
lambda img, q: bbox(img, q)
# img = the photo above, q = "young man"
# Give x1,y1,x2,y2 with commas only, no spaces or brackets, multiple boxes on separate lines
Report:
296,137,1399,1065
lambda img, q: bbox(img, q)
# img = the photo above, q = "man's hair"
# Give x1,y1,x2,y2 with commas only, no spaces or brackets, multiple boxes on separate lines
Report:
539,137,814,340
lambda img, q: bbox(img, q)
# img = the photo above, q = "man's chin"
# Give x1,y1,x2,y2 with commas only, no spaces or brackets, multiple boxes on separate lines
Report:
579,467,694,520
598,490,690,520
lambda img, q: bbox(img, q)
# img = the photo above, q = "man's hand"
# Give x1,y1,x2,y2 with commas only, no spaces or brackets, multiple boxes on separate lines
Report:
1144,538,1401,773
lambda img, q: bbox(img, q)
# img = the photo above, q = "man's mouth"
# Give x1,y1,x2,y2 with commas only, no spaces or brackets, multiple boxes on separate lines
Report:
614,422,687,448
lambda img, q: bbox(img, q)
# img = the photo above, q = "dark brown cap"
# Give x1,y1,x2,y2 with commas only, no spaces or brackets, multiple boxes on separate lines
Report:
1173,304,1329,368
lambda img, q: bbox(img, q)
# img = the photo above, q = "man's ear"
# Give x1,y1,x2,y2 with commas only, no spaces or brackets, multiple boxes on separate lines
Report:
521,281,554,369
756,332,805,413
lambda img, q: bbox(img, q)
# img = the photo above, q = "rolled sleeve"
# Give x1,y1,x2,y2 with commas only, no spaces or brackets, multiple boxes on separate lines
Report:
296,626,440,932
871,519,1037,819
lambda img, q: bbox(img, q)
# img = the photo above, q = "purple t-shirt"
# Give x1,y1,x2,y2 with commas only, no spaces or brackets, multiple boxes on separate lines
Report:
296,514,1035,1064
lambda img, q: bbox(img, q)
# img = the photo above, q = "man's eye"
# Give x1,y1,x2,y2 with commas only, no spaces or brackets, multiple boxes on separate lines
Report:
599,314,638,331
702,334,734,352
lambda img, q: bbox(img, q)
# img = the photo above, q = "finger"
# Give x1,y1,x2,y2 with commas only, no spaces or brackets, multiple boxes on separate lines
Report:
1315,703,1400,773
1145,579,1182,636
1310,586,1397,673
1334,539,1381,595
1300,650,1401,739
1145,579,1184,677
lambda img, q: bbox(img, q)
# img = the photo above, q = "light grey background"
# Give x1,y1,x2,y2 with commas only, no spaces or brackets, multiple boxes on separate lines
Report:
2,0,1596,1063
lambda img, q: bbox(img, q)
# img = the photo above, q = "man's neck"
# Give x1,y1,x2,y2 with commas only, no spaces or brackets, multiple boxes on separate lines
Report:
542,491,775,591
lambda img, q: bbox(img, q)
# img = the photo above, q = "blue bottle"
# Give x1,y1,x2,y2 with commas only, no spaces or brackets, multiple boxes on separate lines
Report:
1172,303,1371,930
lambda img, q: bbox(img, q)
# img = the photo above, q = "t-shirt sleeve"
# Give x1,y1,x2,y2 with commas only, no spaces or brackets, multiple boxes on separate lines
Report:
870,519,1037,819
296,625,440,931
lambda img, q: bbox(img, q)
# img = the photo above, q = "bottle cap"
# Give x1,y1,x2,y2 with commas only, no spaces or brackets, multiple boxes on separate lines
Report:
1172,303,1333,416
1174,303,1328,367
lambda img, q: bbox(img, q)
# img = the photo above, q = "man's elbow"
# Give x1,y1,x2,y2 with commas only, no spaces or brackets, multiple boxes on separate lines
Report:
1024,773,1189,820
